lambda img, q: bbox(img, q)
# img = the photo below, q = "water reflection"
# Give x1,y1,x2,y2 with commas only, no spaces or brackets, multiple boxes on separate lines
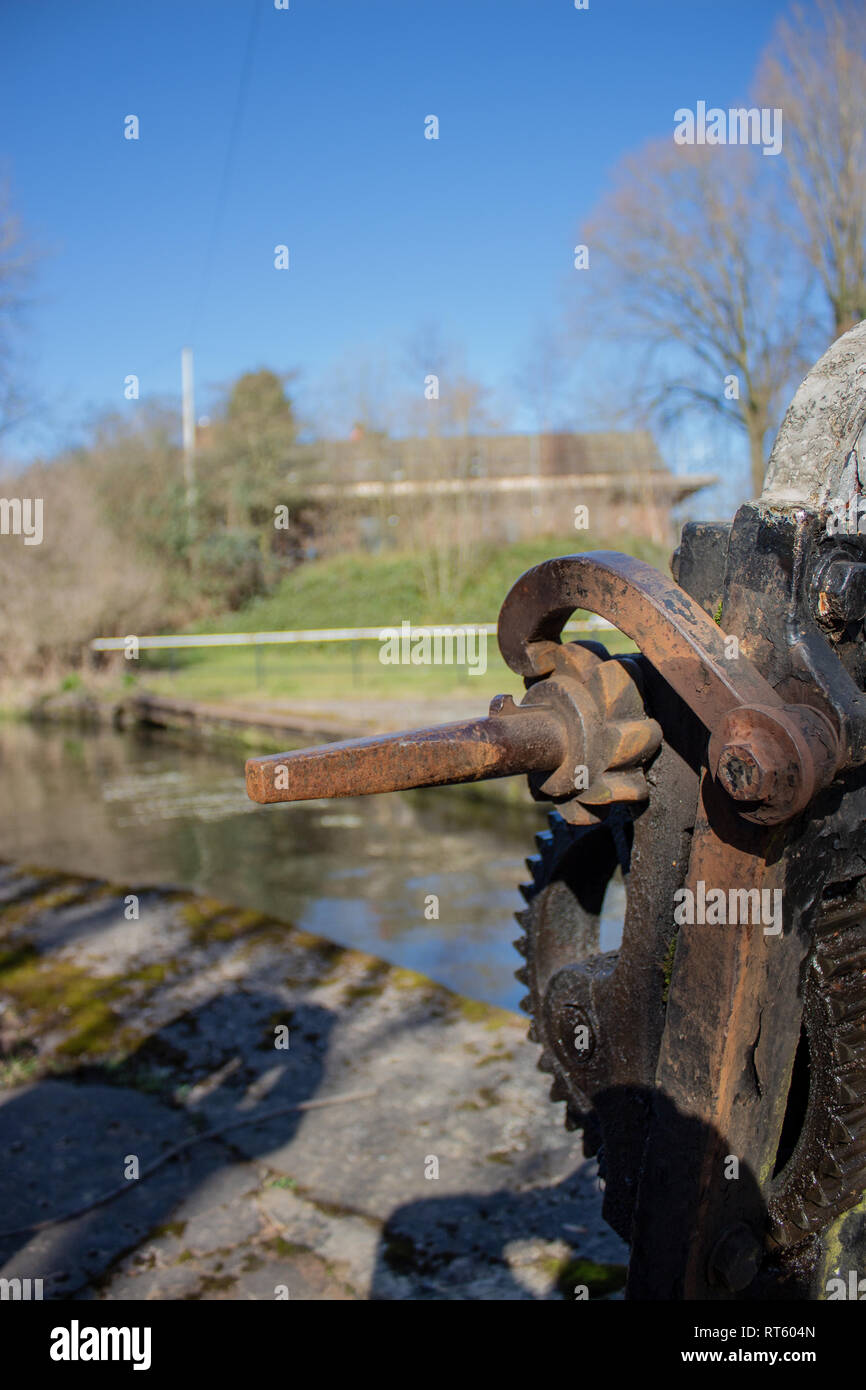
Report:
0,721,625,1007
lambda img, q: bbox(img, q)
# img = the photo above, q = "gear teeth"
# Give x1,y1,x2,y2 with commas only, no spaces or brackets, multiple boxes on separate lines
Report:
831,1037,866,1066
550,810,574,849
511,777,637,1214
557,641,605,681
838,1151,866,1179
579,771,648,806
818,953,866,982
768,1218,794,1248
559,801,599,827
604,718,663,771
829,1115,857,1146
828,987,866,1024
744,878,866,1243
591,659,639,719
835,1020,866,1052
820,1152,845,1180
810,1184,836,1207
837,1101,866,1132
837,1076,865,1106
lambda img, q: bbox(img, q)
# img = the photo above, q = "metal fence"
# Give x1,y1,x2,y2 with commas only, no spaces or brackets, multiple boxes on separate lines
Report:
90,616,613,654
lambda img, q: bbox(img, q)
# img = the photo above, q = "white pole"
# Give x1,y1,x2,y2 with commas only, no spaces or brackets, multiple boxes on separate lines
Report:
181,346,196,536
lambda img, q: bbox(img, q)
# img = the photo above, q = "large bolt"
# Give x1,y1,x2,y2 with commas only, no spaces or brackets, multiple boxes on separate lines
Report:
709,703,839,826
715,741,778,803
815,558,866,629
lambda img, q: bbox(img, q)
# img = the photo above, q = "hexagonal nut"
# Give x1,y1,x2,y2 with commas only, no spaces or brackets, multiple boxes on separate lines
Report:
816,559,866,629
715,742,778,803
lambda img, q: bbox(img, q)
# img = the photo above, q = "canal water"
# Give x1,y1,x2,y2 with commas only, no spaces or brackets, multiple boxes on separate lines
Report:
0,720,625,1009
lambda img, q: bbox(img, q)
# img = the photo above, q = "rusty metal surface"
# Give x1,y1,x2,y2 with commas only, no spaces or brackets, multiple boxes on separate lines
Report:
516,668,704,1246
497,550,844,825
497,550,775,702
627,782,802,1299
245,703,566,803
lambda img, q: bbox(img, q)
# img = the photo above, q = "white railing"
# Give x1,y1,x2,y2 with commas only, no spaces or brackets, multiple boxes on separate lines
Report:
90,616,613,653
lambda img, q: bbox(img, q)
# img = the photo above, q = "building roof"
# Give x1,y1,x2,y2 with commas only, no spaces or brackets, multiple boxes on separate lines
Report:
298,428,714,502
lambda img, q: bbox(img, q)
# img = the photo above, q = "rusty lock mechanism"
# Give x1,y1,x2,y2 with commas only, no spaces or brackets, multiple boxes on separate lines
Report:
246,551,844,828
246,321,866,1300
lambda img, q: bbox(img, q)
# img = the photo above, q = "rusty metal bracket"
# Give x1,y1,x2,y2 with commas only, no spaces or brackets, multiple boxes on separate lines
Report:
497,550,842,824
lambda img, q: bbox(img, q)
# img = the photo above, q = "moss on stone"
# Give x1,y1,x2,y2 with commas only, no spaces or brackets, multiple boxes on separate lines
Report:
389,966,430,991
0,942,129,1061
475,1050,515,1066
150,1220,188,1240
450,996,514,1030
128,962,172,986
191,1273,237,1296
341,959,392,1004
270,1236,313,1258
56,1004,124,1058
555,1256,627,1299
0,880,94,927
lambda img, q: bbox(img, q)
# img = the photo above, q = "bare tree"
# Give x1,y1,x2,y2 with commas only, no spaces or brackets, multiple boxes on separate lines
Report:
758,0,866,339
0,456,165,680
400,326,498,605
581,140,816,495
0,180,36,438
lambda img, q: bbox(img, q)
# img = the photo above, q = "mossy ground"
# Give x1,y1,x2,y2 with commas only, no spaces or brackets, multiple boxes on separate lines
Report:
0,860,626,1300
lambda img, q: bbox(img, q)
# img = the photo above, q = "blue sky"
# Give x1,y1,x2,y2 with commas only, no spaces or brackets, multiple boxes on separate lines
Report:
1,0,791,471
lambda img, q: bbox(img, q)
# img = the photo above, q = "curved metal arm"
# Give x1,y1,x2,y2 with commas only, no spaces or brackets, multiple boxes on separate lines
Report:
497,550,782,722
497,551,840,823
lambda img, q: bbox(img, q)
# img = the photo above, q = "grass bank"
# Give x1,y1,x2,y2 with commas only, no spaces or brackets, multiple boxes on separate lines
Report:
124,533,663,705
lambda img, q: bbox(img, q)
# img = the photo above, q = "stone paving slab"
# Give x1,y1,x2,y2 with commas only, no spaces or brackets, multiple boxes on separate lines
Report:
0,863,627,1300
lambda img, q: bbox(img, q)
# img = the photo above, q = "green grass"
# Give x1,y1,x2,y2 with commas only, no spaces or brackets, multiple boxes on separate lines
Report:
136,642,523,703
198,532,667,634
126,533,664,705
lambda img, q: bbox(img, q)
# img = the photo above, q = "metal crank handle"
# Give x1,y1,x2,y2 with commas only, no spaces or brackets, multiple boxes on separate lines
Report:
245,698,567,804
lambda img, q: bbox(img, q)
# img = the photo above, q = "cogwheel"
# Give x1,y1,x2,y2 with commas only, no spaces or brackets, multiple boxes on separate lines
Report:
514,806,631,1158
768,875,866,1246
515,796,866,1252
519,641,662,828
513,641,660,1175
